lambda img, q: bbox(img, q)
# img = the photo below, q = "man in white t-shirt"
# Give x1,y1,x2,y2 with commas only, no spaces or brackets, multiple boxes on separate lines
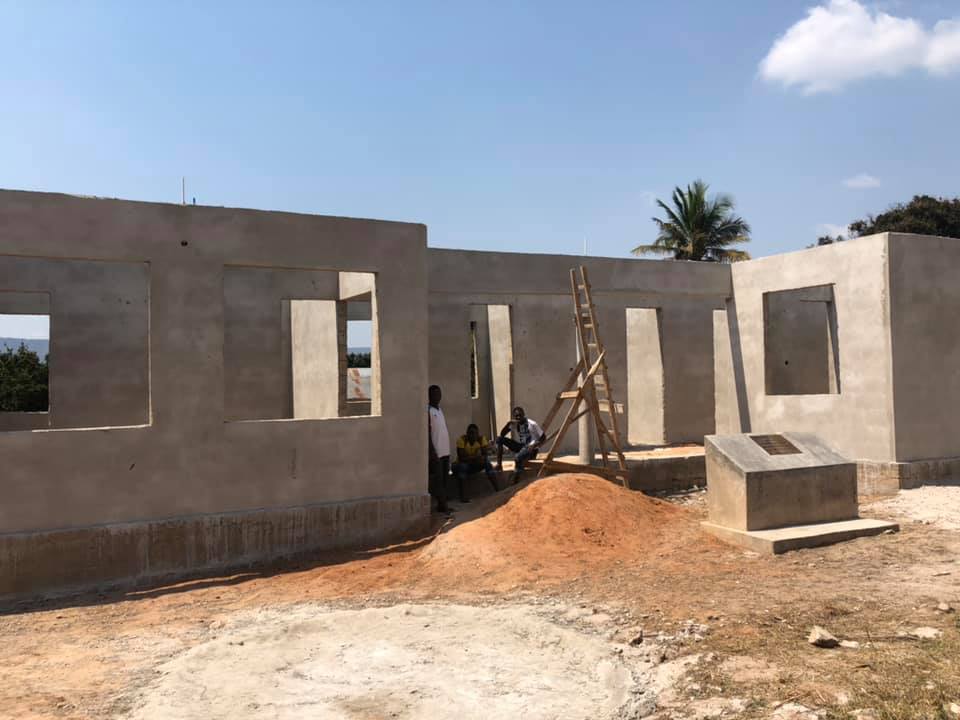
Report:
495,406,545,484
427,384,451,514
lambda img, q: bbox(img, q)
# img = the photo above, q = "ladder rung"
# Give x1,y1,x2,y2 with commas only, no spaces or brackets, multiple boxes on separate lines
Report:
587,342,598,348
558,390,580,399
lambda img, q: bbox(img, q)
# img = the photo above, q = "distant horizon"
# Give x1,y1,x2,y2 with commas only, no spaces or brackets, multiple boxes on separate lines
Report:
0,336,370,357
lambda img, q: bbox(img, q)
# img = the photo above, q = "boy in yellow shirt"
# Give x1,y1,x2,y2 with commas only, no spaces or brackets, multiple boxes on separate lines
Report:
452,423,499,502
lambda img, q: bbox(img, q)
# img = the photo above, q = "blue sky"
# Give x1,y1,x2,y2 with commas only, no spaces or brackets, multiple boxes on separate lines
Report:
1,0,958,269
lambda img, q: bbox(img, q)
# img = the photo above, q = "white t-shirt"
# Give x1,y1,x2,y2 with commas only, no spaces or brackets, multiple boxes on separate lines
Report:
428,404,450,458
516,418,544,447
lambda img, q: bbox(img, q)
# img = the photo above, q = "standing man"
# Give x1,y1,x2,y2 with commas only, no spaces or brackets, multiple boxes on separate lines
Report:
427,384,451,514
495,406,545,484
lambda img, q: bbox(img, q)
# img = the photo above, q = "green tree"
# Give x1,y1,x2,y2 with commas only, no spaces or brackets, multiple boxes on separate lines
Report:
849,195,960,239
347,351,371,368
810,234,844,247
0,344,49,412
632,180,751,262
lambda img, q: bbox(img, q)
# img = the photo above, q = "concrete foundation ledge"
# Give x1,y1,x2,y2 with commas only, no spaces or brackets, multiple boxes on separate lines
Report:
0,493,430,603
701,518,899,554
858,456,960,495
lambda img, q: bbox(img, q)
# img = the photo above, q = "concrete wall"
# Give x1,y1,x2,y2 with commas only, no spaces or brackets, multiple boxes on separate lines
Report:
888,233,960,462
428,249,730,456
0,190,427,598
719,235,897,462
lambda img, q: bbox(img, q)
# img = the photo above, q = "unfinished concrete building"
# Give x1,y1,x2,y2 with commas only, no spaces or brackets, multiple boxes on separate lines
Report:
0,189,957,598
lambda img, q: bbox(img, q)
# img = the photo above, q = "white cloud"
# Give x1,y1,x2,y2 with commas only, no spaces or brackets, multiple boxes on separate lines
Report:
818,223,849,238
843,172,881,188
927,19,960,74
760,0,960,93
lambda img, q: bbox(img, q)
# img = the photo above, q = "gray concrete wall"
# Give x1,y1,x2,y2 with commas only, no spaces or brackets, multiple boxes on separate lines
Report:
428,250,730,456
888,233,960,462
0,191,427,546
722,236,897,462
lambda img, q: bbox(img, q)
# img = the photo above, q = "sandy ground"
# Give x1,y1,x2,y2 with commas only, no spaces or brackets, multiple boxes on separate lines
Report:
1,475,959,719
870,483,960,530
124,602,680,720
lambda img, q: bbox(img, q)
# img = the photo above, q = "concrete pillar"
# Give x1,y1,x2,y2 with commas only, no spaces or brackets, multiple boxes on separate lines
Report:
577,325,594,464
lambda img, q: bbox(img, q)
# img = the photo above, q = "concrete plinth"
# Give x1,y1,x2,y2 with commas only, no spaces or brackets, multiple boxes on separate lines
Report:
706,432,858,531
701,518,899,554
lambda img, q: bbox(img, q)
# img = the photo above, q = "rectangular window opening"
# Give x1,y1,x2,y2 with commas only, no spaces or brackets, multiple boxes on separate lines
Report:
763,285,840,396
0,313,50,416
284,271,379,420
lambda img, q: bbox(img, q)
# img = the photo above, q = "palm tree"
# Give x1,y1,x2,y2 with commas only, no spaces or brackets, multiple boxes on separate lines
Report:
632,180,751,262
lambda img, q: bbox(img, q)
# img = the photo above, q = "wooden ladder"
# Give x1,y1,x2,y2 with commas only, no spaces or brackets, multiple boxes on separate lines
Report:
537,266,630,487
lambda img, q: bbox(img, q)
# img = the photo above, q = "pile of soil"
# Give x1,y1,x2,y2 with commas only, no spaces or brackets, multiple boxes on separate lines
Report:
414,473,692,588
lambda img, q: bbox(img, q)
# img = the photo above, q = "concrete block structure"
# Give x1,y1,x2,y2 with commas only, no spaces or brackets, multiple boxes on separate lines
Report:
702,432,897,553
705,433,857,531
0,190,428,599
716,234,960,495
0,187,957,597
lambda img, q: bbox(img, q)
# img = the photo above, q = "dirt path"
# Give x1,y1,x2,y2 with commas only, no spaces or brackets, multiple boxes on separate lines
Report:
1,476,958,719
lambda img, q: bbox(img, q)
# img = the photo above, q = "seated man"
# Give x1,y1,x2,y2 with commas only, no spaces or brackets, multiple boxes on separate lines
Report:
495,406,545,484
452,423,499,502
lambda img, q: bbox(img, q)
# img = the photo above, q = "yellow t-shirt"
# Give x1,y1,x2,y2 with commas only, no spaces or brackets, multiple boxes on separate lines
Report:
456,435,487,461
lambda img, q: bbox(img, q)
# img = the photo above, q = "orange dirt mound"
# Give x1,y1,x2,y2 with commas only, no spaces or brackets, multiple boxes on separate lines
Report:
415,473,692,588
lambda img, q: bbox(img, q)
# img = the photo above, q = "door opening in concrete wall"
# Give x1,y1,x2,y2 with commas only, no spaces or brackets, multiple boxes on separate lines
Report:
763,284,840,396
469,321,479,400
468,305,513,440
0,313,50,421
626,308,665,445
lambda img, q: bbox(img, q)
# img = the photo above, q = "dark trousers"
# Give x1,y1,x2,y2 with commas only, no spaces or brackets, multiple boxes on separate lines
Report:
452,458,498,496
429,455,450,511
496,437,538,472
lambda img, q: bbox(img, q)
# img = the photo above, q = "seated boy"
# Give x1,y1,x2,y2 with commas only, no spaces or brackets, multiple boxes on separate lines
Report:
452,423,499,501
495,406,545,484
